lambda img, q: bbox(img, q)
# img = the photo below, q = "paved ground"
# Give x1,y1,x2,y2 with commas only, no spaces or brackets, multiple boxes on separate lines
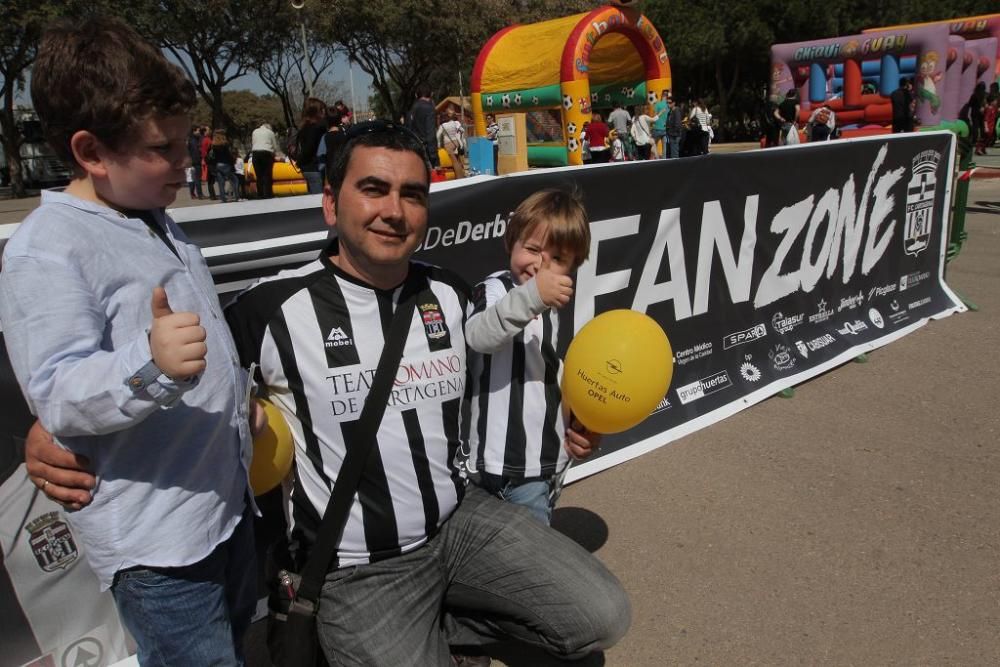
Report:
541,177,1000,666
4,149,998,666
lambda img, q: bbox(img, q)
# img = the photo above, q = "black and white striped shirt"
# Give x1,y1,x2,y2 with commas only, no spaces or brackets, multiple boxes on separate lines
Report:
466,270,568,481
225,245,470,567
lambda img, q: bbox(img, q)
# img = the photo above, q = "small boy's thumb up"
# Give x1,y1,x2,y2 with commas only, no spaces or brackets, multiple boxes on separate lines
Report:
151,286,174,319
535,260,574,310
148,287,207,380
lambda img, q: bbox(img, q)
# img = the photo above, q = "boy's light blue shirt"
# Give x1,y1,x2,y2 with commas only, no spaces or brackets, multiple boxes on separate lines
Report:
0,190,253,590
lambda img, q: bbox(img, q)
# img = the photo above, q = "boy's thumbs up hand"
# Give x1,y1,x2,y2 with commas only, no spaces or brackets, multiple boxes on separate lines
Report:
535,257,574,309
149,287,207,380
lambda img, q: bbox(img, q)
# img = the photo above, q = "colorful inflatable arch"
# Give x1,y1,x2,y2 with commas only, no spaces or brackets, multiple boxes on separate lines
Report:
471,4,671,167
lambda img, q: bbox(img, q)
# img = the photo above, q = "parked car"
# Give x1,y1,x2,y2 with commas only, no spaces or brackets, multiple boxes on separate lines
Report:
0,116,72,189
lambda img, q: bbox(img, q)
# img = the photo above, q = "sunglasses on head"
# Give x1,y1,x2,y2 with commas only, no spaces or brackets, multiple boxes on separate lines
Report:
344,119,430,162
345,119,420,142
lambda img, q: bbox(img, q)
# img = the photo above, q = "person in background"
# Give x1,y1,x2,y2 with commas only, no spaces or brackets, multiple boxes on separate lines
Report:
295,97,328,194
890,78,915,133
186,126,204,199
234,151,247,200
437,108,467,178
609,129,625,162
209,129,238,203
808,104,835,142
650,90,671,158
665,97,684,158
607,101,632,158
629,104,658,160
689,99,712,155
200,125,217,199
251,120,282,199
775,89,800,145
333,99,352,127
485,113,500,174
587,112,611,163
405,88,439,168
316,111,346,185
581,121,592,164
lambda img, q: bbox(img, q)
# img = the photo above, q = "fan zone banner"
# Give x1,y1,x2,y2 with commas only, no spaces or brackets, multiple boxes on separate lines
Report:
0,132,965,666
172,131,965,481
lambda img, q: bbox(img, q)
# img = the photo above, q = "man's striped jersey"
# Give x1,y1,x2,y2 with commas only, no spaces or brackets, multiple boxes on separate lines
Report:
467,270,568,481
225,246,470,567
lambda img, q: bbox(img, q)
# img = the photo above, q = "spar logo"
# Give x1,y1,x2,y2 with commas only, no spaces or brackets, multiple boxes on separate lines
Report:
771,311,804,334
904,150,940,257
722,323,766,350
808,299,834,324
676,370,732,404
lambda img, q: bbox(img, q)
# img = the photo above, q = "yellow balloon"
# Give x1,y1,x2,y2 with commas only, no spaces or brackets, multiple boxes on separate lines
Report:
562,310,673,434
250,399,294,496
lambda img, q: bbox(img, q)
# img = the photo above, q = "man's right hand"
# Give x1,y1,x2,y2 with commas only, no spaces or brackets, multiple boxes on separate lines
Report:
25,421,95,510
149,287,207,380
535,260,574,310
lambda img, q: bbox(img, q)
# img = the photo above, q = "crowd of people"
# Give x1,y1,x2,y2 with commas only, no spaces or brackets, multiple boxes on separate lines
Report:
573,90,718,164
762,77,1000,151
181,98,358,203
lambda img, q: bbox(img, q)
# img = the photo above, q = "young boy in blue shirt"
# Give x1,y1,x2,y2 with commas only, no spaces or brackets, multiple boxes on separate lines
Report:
465,188,600,524
0,18,259,665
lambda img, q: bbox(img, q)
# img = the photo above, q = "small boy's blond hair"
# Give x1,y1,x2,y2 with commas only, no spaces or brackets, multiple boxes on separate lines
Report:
504,188,591,270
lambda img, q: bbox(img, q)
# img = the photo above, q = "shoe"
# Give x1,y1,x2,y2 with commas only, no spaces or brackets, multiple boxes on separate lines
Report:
451,655,490,666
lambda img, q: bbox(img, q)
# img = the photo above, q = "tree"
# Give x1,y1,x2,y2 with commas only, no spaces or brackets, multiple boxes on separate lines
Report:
255,2,342,129
313,0,591,121
122,0,291,133
0,1,91,198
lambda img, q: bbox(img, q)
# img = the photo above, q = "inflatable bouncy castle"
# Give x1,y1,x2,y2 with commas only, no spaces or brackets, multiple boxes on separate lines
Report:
770,13,1000,139
471,4,671,167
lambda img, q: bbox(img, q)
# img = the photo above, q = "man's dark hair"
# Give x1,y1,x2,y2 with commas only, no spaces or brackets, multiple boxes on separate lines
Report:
31,16,196,169
326,120,431,196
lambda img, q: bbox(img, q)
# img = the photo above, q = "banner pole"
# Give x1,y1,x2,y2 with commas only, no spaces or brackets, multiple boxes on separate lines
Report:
947,131,980,311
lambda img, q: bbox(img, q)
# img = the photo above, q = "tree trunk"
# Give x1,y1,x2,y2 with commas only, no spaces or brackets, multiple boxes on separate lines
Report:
714,57,740,143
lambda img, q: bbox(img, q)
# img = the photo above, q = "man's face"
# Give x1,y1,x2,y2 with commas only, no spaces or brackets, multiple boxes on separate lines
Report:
323,145,430,285
99,114,190,211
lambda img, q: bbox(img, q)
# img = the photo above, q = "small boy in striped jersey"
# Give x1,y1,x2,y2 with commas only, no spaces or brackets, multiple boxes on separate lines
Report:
465,188,600,524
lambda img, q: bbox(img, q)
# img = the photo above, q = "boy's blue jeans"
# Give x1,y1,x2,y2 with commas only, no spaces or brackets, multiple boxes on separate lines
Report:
477,472,553,524
111,507,257,667
316,486,631,666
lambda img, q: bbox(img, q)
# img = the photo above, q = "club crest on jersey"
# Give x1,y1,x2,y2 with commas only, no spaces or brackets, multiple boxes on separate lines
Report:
419,303,446,339
26,511,78,572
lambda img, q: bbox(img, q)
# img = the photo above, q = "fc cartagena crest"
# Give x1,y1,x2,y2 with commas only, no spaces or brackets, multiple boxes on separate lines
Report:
419,303,446,339
26,511,78,572
904,150,940,257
